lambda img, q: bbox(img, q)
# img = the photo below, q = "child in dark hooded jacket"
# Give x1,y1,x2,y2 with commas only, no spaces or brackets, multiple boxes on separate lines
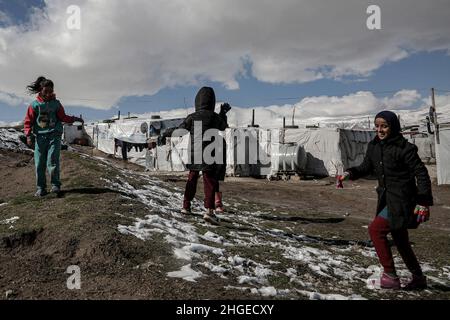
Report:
177,87,230,225
338,110,433,290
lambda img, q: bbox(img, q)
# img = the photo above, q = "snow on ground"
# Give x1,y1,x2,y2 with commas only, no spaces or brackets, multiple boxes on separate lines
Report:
0,128,29,152
0,216,19,224
75,150,450,299
0,216,20,229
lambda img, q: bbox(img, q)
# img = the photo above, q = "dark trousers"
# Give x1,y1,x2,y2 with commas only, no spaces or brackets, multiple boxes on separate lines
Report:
368,216,422,276
183,170,217,210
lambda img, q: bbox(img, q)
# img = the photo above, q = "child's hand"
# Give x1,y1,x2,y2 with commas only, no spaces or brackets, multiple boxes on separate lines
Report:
75,117,84,124
335,172,349,189
26,136,33,148
336,171,350,182
414,205,430,223
220,103,231,114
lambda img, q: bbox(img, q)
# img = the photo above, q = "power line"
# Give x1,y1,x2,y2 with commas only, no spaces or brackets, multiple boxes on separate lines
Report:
435,88,450,93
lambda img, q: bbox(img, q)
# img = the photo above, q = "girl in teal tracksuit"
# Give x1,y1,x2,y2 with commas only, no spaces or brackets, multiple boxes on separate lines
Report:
24,76,83,196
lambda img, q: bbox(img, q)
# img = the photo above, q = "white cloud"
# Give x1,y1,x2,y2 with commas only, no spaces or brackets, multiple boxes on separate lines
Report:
0,0,449,109
0,91,26,106
382,90,422,110
137,90,438,129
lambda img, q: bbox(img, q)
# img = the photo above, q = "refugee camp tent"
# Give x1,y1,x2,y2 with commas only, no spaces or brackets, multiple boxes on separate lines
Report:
86,117,184,167
63,124,93,146
435,122,450,185
163,127,374,177
403,131,436,164
282,128,375,176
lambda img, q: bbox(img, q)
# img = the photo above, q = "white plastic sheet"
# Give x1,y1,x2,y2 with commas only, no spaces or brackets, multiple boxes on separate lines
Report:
436,124,450,185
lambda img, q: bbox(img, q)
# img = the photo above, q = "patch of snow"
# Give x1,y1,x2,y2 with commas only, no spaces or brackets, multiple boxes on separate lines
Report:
299,290,367,300
167,264,203,282
200,231,225,244
0,129,29,152
0,216,19,225
257,286,278,297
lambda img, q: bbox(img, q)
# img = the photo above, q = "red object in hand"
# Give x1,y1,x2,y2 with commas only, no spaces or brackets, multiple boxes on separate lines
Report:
414,205,430,223
336,177,344,189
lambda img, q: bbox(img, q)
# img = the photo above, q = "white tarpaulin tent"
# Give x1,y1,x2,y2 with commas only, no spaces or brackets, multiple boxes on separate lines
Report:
403,132,435,164
152,127,374,177
86,121,375,177
86,118,184,167
87,120,149,166
436,123,450,185
63,124,93,145
283,128,375,176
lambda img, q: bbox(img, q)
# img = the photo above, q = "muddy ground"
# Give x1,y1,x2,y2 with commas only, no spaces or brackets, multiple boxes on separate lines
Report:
0,146,449,300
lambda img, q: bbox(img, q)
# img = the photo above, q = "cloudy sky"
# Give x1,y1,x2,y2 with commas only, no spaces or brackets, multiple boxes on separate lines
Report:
1,0,450,123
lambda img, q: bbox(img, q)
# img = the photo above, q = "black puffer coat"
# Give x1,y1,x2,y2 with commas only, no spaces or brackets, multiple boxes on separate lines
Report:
347,134,433,230
179,87,228,172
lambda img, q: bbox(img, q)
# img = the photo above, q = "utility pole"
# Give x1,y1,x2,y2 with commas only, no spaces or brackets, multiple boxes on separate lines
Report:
432,88,440,144
292,105,296,126
367,117,371,129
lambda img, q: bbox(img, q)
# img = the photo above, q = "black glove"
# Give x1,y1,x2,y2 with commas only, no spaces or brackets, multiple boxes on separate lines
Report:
220,103,231,114
74,116,84,124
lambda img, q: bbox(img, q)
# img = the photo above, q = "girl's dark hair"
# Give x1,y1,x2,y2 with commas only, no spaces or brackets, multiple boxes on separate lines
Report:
26,76,54,94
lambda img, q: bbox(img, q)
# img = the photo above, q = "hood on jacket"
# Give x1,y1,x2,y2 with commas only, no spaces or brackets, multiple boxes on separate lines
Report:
375,110,401,136
195,87,216,112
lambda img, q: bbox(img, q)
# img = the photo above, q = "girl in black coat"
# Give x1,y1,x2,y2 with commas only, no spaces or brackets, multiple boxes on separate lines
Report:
339,111,433,290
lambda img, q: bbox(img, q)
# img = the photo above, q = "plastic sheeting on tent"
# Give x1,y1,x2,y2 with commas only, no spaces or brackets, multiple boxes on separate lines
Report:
283,128,375,176
86,119,376,177
404,133,435,164
225,128,272,177
86,120,149,166
63,124,92,145
436,123,450,185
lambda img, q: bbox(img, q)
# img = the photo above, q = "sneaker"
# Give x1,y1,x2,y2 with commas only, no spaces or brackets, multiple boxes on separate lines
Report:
180,208,192,215
50,186,61,194
403,274,427,291
380,272,401,290
203,210,220,225
35,188,48,197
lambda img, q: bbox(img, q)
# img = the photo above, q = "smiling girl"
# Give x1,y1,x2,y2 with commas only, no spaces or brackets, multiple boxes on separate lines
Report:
338,110,433,290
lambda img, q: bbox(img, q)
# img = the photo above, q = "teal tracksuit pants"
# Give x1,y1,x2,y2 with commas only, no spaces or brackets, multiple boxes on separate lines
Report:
34,133,62,190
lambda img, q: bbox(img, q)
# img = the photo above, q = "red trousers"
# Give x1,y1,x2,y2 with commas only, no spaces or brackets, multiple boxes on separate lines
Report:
368,216,422,276
183,170,217,210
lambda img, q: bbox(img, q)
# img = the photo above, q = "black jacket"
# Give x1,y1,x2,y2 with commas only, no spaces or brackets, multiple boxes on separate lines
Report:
347,134,433,230
179,87,228,172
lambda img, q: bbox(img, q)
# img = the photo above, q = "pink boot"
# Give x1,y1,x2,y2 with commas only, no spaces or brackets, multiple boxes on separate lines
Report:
215,192,224,213
380,273,401,290
403,274,427,291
